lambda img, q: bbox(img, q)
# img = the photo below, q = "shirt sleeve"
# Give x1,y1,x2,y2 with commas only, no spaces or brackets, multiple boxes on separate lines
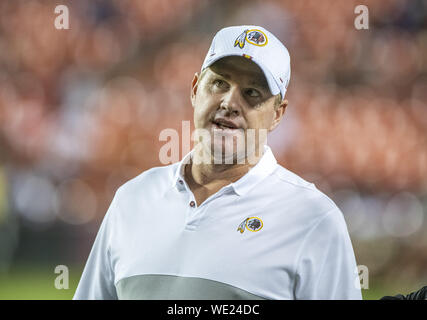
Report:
73,194,119,300
294,207,362,300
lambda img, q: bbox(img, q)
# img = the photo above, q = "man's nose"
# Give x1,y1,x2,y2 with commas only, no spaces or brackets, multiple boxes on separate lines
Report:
219,87,242,117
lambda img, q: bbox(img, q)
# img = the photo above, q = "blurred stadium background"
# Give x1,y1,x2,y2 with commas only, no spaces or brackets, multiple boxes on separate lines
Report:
0,0,426,299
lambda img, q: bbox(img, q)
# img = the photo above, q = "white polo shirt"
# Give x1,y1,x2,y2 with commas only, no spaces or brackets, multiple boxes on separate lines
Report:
73,145,362,300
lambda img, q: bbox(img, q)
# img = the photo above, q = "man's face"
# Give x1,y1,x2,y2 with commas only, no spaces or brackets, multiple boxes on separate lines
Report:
191,56,287,164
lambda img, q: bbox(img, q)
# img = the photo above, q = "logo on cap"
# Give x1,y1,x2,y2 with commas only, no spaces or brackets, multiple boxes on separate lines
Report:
234,29,268,49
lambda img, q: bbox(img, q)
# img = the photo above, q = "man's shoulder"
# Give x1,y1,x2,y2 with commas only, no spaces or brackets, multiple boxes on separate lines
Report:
270,165,341,217
268,165,350,237
272,165,314,190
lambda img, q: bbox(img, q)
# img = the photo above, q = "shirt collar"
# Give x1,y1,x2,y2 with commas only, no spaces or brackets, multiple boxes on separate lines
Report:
230,145,277,196
172,145,278,196
172,148,193,189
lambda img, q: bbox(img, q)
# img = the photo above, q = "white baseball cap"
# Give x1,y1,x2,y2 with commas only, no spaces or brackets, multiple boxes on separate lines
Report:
202,25,291,100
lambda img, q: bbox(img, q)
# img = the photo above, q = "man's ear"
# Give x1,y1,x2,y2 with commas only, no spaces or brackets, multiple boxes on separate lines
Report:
269,99,288,132
191,72,199,108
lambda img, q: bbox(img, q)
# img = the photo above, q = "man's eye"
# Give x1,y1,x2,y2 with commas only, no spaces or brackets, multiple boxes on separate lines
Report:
245,88,261,98
213,79,225,87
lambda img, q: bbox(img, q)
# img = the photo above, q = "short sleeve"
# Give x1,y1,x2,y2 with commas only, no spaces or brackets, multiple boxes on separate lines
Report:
73,195,118,300
294,208,362,300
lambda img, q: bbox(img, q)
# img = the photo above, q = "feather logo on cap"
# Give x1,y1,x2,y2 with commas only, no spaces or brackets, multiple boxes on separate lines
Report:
234,29,249,49
234,29,268,49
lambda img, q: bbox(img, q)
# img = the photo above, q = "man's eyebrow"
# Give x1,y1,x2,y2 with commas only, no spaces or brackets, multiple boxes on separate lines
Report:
214,72,231,79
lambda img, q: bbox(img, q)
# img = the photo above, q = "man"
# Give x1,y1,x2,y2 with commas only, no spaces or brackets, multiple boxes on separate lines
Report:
381,286,427,300
74,25,362,300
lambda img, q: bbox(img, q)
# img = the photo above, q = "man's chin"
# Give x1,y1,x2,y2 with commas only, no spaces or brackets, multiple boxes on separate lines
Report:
211,144,247,165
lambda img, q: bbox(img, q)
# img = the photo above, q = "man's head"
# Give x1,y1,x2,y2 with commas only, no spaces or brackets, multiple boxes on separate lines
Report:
190,26,291,164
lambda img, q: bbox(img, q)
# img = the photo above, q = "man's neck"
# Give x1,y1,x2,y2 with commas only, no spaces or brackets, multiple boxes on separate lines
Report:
183,145,264,206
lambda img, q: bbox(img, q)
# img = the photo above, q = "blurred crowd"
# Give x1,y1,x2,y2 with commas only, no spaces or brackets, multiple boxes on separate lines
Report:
0,0,426,290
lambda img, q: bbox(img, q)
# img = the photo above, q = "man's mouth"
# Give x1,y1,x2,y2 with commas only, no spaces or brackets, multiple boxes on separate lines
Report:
211,118,240,131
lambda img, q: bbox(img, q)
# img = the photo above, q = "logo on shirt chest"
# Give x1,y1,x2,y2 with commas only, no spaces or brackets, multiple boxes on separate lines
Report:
237,216,263,233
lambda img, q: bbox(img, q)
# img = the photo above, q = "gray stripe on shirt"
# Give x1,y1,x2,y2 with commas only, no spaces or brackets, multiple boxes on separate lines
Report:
116,274,266,300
